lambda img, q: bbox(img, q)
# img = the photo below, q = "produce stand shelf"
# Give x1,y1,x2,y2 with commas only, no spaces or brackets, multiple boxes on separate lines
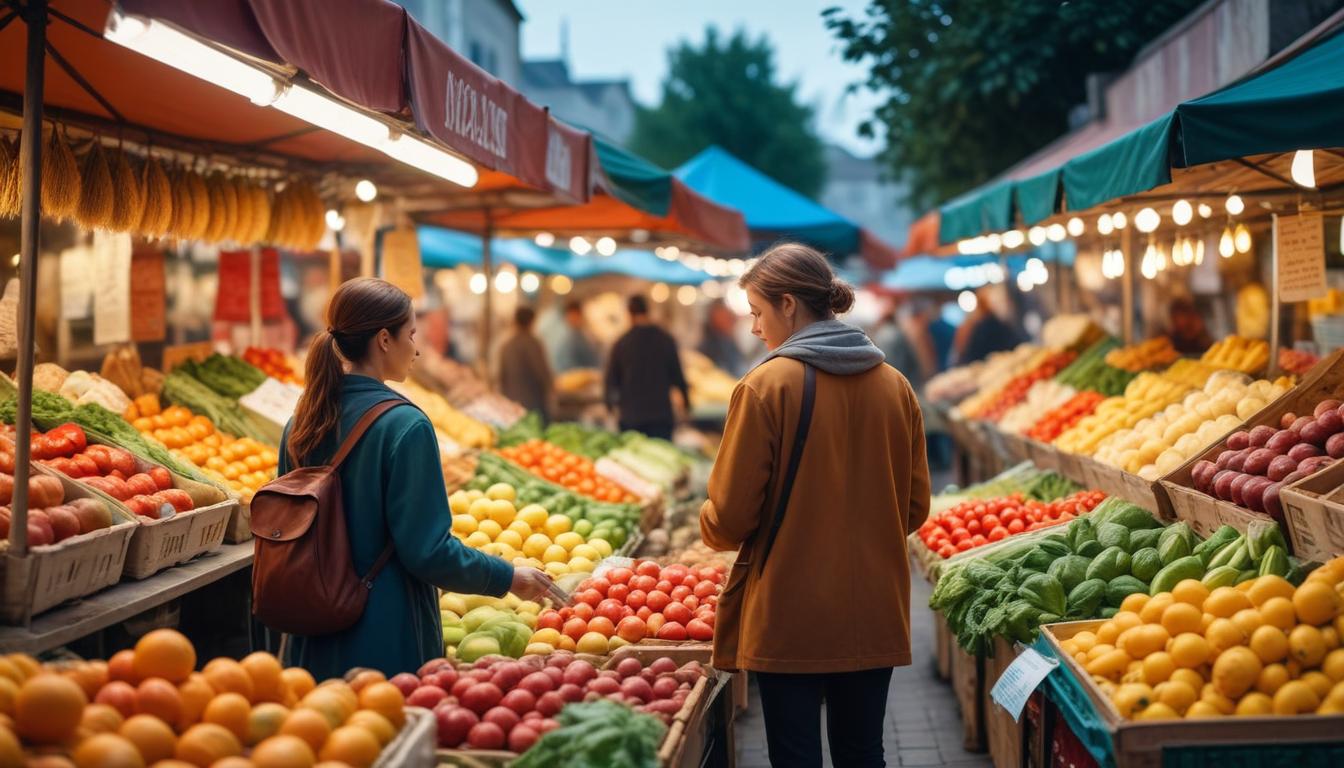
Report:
0,542,252,655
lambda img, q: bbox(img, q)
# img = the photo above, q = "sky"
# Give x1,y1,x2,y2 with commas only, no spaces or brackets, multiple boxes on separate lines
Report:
514,0,884,157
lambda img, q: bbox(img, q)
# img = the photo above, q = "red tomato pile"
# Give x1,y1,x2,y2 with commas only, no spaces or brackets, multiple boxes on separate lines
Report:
26,423,194,520
243,346,303,384
971,351,1077,421
917,490,1105,559
534,560,723,645
1026,391,1105,442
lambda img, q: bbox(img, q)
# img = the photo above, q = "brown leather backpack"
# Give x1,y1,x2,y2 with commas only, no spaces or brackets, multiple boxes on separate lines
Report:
251,400,405,636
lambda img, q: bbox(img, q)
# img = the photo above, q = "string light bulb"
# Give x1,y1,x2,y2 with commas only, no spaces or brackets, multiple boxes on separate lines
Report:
355,179,377,202
1197,203,1213,219
1291,149,1317,188
1097,214,1114,236
1234,223,1252,254
1046,223,1066,242
1225,194,1244,216
1028,226,1047,246
1111,211,1128,230
1002,230,1025,249
534,232,555,247
1171,200,1193,226
1219,227,1235,258
1066,217,1084,237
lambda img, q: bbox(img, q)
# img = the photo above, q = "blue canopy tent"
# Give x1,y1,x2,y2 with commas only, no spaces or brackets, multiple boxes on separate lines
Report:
881,243,1076,292
674,146,901,268
417,227,713,285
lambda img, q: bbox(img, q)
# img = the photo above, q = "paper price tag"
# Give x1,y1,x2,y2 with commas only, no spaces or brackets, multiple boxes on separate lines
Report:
990,646,1058,721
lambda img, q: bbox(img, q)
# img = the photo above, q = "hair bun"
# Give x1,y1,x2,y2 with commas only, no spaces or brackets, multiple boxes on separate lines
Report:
828,280,856,314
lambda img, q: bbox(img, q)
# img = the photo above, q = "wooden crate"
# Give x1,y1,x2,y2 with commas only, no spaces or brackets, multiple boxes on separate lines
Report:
1280,460,1344,563
224,499,252,544
983,635,1024,768
1054,450,1091,489
934,610,952,681
1084,460,1166,518
375,707,435,768
0,467,138,624
1001,431,1033,465
951,639,985,752
1042,620,1344,768
1026,439,1061,472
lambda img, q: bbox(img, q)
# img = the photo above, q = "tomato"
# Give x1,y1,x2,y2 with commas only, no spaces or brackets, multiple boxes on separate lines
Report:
981,514,1000,530
636,560,662,578
587,578,611,597
607,567,633,586
1057,511,1075,522
680,573,699,588
950,527,969,541
1007,519,1025,534
970,534,987,547
575,589,602,607
654,580,674,594
987,526,1008,542
595,599,625,625
965,519,982,535
632,575,658,593
646,591,672,613
937,544,956,558
536,612,563,631
626,590,647,610
669,585,692,602
955,540,973,552
607,583,630,603
572,603,594,621
691,581,718,601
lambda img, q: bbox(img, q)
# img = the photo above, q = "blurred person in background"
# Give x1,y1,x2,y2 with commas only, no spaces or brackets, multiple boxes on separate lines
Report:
549,300,601,372
605,295,690,440
699,299,747,377
1166,296,1213,355
498,306,554,422
953,286,1024,365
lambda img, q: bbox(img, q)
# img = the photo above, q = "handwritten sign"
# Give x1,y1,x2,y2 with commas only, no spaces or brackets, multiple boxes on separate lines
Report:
990,646,1058,721
59,245,93,320
130,246,166,342
1277,212,1327,303
92,231,131,346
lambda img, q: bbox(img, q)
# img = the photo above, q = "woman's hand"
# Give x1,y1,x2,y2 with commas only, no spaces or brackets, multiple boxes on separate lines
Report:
510,566,569,605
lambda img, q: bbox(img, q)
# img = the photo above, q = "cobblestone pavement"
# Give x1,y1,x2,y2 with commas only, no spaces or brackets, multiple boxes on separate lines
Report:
733,575,994,768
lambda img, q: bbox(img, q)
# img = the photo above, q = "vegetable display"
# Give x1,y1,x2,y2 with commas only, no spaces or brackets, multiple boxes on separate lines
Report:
497,440,641,505
511,700,668,767
440,592,547,661
467,453,640,543
917,489,1102,559
388,379,494,450
1105,337,1179,372
1026,391,1105,443
1054,338,1134,397
968,350,1078,422
0,431,117,545
161,367,271,443
175,354,266,400
243,346,303,384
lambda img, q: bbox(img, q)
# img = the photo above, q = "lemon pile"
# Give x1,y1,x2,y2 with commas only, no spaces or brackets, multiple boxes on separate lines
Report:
448,483,613,578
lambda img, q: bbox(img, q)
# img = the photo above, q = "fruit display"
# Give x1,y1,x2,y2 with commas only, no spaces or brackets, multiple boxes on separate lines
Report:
1188,397,1344,521
916,489,1103,559
448,482,616,580
173,354,267,400
1279,347,1321,376
242,346,303,385
469,453,641,540
0,439,116,546
997,380,1078,435
389,379,495,450
1054,372,1194,456
1201,335,1270,374
162,364,273,443
682,349,737,407
1026,391,1106,443
1105,337,1180,372
1093,372,1293,480
949,345,1044,415
439,592,547,662
929,462,1067,516
966,350,1078,422
461,394,527,430
1055,554,1344,719
0,629,408,766
496,440,641,505
527,560,724,652
408,651,708,752
1054,338,1135,397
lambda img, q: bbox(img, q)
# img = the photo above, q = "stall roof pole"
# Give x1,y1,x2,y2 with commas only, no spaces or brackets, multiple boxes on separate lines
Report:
1269,214,1281,378
1121,226,1136,344
480,210,494,383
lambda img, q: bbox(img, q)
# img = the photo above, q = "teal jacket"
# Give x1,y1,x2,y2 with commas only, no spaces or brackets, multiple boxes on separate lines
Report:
276,375,513,680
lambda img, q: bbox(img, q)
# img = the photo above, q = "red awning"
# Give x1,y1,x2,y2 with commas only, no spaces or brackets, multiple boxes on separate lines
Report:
859,228,900,269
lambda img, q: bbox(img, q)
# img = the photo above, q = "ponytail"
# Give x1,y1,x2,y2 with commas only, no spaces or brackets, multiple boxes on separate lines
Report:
287,331,345,466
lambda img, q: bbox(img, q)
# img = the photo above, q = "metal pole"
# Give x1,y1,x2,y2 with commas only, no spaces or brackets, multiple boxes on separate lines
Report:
480,210,494,382
249,246,262,347
9,0,47,558
1269,213,1281,377
1121,226,1136,344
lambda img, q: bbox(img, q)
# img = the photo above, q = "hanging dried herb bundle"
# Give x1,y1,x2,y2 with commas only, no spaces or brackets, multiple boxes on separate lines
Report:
244,180,271,244
265,181,292,247
108,147,143,232
299,181,327,249
202,172,227,242
166,165,195,238
230,176,254,244
40,128,81,221
138,155,173,236
75,141,115,231
0,136,18,220
184,167,210,240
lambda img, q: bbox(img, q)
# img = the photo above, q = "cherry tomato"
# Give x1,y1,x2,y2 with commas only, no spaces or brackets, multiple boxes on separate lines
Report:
1007,519,1025,534
966,519,983,535
988,526,1008,542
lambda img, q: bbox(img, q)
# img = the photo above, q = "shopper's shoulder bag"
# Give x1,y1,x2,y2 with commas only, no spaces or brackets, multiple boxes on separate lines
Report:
251,399,406,636
712,363,817,671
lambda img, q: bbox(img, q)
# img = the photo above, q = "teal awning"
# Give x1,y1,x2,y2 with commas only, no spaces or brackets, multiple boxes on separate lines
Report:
593,136,673,216
935,26,1344,244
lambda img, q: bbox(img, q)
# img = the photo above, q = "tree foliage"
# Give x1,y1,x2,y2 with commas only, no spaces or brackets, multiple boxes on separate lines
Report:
629,27,827,199
825,0,1206,208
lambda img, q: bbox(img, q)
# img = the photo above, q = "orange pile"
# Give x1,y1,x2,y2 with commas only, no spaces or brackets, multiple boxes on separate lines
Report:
498,439,640,504
0,629,404,767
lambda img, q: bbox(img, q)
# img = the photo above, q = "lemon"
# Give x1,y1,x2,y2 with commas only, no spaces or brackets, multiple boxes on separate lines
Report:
517,600,541,615
573,519,594,537
468,498,494,521
512,556,531,567
488,500,517,527
486,483,516,502
608,636,631,652
568,556,595,573
570,544,600,562
449,492,471,515
439,594,468,615
467,489,485,502
531,628,562,646
554,532,585,551
477,519,504,540
524,642,555,656
576,632,609,654
544,514,573,537
464,531,491,549
496,530,524,550
544,561,571,578
517,504,549,528
451,514,478,535
542,544,570,564
503,593,520,608
507,520,533,538
523,533,553,559
526,558,544,570
588,538,614,558
480,542,505,558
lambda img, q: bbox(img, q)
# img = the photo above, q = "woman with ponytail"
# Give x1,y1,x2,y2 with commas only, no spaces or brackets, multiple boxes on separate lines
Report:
700,244,931,766
278,278,554,679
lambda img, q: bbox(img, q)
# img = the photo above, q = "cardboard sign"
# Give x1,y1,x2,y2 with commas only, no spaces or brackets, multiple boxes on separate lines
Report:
92,231,132,346
1277,212,1327,303
130,246,166,342
990,646,1058,721
59,245,93,320
214,249,285,323
382,228,424,299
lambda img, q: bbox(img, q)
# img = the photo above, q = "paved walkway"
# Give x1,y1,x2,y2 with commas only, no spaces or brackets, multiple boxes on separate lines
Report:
733,575,994,768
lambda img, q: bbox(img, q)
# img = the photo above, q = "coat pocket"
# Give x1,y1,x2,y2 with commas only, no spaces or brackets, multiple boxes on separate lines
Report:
712,555,753,671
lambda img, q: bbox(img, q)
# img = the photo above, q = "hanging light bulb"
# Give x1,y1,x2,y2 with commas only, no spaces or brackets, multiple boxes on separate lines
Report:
957,290,978,313
534,232,555,248
985,233,1003,252
494,270,517,294
1225,194,1244,216
1028,226,1048,246
1002,230,1025,249
1219,227,1235,258
651,283,670,303
595,236,617,256
550,275,573,295
355,179,377,202
1141,245,1158,280
1016,271,1035,292
1197,203,1213,219
1291,149,1317,188
1066,217,1085,237
1046,223,1067,242
324,209,345,231
1155,242,1168,272
569,236,592,255
1234,222,1252,254
1135,207,1160,233
468,272,487,295
1097,214,1114,236
520,272,541,293
1172,200,1193,226
1182,239,1194,267
1194,239,1205,266
1112,211,1128,230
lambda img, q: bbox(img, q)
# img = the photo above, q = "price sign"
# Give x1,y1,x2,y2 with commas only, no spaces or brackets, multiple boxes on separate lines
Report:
130,245,166,342
92,231,132,346
1277,212,1327,303
990,646,1058,721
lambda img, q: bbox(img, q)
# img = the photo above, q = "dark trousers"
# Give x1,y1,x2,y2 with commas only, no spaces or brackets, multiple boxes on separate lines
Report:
619,420,674,441
756,667,893,768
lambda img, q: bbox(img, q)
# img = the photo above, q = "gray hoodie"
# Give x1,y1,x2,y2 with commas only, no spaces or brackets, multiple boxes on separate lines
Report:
756,319,886,376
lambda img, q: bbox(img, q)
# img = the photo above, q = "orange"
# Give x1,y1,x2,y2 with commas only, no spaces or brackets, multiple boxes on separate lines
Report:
1204,618,1245,654
1272,680,1320,714
71,732,145,768
1256,663,1290,695
345,710,395,746
209,760,254,768
1204,587,1253,619
0,727,20,768
251,735,317,768
201,660,253,702
240,654,285,704
67,661,110,700
1169,633,1211,669
1140,652,1175,686
1260,597,1297,631
1184,700,1222,718
176,673,215,731
0,676,17,716
1118,625,1168,659
1323,648,1344,682
95,681,138,719
81,702,126,734
345,670,385,695
1119,592,1149,615
280,669,315,702
135,678,183,727
1301,670,1334,699
133,630,196,685
246,702,291,746
202,692,251,742
120,714,178,764
6,655,39,681
174,723,242,767
1247,575,1295,607
1235,692,1273,716
315,682,356,715
1293,580,1343,626
1211,646,1261,699
1139,593,1174,624
108,651,139,685
1289,625,1328,667
1160,603,1203,637
0,658,23,684
317,725,380,768
15,673,88,744
1229,608,1264,638
1171,579,1210,608
355,682,405,729
1154,680,1196,715
25,757,76,768
279,708,332,753
1249,625,1289,664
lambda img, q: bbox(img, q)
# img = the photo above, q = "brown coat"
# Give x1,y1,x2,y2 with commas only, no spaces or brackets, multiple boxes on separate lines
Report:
700,357,931,674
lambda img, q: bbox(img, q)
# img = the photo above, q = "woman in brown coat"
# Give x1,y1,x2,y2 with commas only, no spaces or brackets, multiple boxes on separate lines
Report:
701,243,931,767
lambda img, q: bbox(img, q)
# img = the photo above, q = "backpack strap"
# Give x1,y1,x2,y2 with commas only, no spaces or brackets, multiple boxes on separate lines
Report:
758,362,817,567
327,398,407,585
